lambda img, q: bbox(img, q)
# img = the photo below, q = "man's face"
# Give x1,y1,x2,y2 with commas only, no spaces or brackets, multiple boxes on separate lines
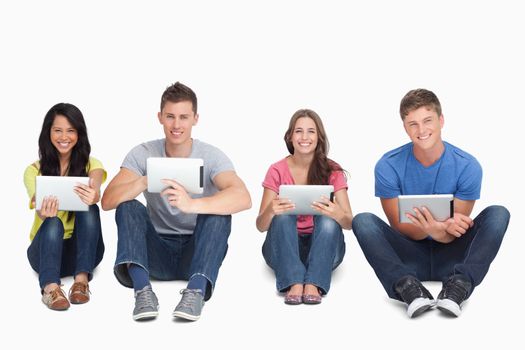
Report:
403,106,444,151
158,100,198,147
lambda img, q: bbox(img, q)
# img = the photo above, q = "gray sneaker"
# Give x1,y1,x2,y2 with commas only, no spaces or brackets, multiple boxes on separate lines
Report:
133,285,159,321
172,289,204,321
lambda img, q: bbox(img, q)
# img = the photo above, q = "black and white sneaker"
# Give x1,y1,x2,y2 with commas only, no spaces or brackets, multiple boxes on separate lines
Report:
394,276,435,318
436,275,471,317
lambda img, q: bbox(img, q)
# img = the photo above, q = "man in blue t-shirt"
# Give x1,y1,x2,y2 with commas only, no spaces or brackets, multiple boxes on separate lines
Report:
352,89,510,318
102,82,252,322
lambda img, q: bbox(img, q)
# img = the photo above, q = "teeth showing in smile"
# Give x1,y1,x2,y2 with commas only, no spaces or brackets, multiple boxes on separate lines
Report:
418,134,430,140
171,131,182,135
298,142,310,147
58,142,70,148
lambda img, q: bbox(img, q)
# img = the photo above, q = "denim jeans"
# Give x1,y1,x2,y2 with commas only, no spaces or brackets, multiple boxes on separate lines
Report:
27,205,105,289
113,200,231,300
262,214,345,294
352,205,510,301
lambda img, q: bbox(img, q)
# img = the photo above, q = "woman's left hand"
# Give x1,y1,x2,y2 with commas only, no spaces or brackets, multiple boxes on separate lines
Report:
311,195,343,221
74,178,99,205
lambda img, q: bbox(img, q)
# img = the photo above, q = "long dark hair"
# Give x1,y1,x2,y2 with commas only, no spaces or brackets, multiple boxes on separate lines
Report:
284,109,346,185
38,103,91,176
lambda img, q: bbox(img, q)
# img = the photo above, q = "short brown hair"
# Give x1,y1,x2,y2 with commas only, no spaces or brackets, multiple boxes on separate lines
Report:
160,81,198,113
399,88,442,120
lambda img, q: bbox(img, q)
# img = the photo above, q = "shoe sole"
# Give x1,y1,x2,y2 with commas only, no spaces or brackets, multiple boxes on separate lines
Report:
172,310,200,321
436,299,461,317
133,310,159,321
407,298,434,318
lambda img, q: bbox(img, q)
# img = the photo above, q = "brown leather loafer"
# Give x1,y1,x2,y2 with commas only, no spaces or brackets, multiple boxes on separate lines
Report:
69,282,90,304
42,287,70,311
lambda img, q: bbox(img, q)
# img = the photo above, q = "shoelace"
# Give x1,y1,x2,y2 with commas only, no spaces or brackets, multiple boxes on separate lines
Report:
136,289,157,310
178,289,201,308
401,280,431,303
442,281,468,304
49,287,67,301
70,282,90,297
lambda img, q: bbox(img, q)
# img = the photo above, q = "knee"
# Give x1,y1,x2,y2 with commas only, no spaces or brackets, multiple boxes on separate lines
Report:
478,205,510,235
116,200,146,220
352,212,379,234
39,217,64,242
484,205,510,223
75,204,100,223
270,214,296,229
314,216,341,237
197,214,231,228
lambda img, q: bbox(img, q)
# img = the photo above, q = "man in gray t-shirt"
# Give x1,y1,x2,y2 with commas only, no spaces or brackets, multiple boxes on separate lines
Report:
102,82,251,322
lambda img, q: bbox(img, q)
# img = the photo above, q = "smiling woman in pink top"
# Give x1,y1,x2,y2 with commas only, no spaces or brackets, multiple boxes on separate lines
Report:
256,109,353,305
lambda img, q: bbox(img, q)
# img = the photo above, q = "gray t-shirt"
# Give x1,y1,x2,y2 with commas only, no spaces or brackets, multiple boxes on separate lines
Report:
122,138,235,235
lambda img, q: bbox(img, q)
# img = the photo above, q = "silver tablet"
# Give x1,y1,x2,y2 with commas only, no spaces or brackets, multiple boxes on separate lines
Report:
147,157,204,194
398,194,454,223
35,176,90,212
278,185,334,216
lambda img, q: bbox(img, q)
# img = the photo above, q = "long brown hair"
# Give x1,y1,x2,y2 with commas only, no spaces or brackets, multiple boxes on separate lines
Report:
284,109,345,185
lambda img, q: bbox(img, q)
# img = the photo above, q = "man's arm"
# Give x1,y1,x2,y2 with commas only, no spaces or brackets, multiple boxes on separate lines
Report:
101,168,147,210
162,170,251,215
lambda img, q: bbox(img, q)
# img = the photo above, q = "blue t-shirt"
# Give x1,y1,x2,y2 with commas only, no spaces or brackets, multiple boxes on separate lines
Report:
375,142,482,200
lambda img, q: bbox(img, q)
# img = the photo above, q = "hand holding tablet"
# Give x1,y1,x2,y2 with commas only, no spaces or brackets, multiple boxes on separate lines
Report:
36,176,91,211
278,185,334,215
398,194,454,223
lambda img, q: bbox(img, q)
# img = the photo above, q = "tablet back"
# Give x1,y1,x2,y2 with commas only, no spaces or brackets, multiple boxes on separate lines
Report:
36,176,90,211
147,157,204,194
398,194,454,223
279,185,334,215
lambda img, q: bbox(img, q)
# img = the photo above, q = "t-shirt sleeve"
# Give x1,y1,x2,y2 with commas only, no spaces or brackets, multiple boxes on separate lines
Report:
88,157,107,184
375,158,401,198
207,147,235,182
23,164,39,209
262,165,281,193
455,157,482,200
329,170,348,192
121,144,148,176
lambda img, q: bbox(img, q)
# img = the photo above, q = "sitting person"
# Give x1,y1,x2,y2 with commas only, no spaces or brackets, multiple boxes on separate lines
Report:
24,102,105,311
256,109,353,305
352,88,510,317
102,81,251,321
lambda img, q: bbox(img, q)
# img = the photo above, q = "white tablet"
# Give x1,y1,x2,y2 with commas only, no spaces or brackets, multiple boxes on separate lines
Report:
35,176,90,212
398,194,454,223
147,157,204,194
278,185,334,216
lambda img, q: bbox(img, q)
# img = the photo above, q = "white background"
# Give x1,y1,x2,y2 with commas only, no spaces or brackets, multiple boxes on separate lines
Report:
1,0,523,348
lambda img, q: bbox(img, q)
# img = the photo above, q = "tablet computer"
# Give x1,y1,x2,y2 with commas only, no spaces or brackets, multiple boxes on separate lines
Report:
278,185,334,216
147,157,204,194
35,176,90,211
398,194,454,223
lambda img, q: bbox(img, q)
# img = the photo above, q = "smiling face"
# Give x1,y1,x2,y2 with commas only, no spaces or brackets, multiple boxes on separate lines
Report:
50,115,78,159
290,116,318,156
403,106,444,152
158,100,199,149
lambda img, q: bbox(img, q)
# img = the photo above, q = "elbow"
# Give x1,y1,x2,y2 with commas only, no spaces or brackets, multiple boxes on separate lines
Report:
100,195,114,211
240,188,252,211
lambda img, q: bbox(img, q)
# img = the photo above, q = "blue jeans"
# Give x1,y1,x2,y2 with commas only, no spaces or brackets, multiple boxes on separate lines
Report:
262,215,345,294
352,205,510,301
113,200,231,300
27,205,105,289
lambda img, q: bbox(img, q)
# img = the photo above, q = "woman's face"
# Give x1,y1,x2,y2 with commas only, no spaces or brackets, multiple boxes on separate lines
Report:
291,117,318,156
50,115,78,158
